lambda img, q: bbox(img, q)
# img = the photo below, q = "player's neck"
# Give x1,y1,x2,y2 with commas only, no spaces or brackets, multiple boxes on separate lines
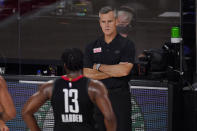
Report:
66,71,82,79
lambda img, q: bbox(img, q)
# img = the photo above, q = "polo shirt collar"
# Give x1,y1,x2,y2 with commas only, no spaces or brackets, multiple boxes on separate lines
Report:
100,33,121,45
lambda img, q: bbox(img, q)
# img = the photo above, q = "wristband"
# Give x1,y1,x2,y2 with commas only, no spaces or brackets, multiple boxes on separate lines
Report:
96,64,101,71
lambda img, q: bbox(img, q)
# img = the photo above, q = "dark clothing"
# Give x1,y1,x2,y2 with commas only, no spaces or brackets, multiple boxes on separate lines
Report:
53,126,95,131
84,34,135,131
84,34,135,89
95,86,132,131
51,75,95,131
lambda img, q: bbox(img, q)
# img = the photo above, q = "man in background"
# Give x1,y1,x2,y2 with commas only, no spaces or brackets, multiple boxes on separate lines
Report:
83,6,135,131
116,6,135,38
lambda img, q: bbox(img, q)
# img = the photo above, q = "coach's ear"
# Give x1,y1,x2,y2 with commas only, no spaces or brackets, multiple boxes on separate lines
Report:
116,18,119,26
63,64,66,70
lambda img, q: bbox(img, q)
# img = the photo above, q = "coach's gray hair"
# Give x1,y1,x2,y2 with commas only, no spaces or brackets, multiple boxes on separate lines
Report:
99,6,117,18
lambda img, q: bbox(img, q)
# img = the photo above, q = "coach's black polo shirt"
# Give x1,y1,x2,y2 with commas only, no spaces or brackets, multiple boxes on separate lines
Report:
84,34,135,89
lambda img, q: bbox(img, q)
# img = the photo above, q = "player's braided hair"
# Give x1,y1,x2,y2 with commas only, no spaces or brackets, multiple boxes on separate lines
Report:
61,48,83,71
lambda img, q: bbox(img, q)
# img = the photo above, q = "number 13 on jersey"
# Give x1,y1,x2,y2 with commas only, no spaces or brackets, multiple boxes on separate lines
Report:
63,89,79,113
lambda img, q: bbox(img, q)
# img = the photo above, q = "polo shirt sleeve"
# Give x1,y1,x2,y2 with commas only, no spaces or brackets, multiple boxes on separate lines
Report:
83,43,93,68
120,41,135,63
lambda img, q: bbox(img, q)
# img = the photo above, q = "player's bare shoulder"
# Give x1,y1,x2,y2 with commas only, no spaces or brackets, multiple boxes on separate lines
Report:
88,79,108,96
0,76,7,89
38,80,54,99
38,80,54,90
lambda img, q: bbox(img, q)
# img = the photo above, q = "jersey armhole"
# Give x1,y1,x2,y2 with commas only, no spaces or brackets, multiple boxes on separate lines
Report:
86,78,94,105
50,78,58,101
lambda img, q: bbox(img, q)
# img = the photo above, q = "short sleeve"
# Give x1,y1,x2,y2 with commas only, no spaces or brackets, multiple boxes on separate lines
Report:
83,43,94,68
120,41,135,63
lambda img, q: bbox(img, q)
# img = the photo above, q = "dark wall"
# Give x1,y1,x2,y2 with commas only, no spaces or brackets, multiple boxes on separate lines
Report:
0,0,180,74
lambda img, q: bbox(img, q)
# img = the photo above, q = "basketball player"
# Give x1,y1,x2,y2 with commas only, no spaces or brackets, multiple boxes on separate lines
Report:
0,76,16,131
22,48,116,131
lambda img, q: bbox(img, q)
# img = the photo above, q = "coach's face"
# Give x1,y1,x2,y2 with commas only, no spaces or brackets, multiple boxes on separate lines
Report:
99,11,117,36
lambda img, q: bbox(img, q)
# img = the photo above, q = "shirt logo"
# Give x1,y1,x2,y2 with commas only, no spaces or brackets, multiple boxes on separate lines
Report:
93,47,102,53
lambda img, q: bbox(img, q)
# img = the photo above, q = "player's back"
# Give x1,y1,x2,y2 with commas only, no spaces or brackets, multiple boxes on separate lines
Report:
51,75,95,131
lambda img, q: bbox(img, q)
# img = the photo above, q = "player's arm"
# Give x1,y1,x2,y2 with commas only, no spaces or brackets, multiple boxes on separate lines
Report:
0,76,16,122
0,120,9,131
93,62,133,77
88,80,117,131
22,82,53,131
83,68,111,80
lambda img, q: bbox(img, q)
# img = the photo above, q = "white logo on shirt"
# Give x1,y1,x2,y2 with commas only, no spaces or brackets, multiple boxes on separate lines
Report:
93,47,102,53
